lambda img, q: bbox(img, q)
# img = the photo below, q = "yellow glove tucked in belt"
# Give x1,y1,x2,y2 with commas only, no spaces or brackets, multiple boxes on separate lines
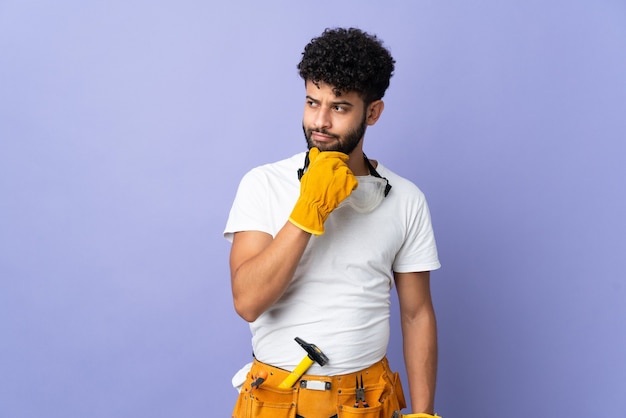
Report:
289,147,357,235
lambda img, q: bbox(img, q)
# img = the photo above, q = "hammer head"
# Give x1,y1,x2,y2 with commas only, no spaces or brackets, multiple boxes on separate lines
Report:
295,337,329,367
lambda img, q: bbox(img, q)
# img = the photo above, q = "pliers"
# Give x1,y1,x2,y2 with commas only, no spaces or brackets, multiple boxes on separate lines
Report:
353,374,369,408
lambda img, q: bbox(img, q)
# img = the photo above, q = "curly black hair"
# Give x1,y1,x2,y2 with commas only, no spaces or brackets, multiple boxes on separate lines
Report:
298,28,395,105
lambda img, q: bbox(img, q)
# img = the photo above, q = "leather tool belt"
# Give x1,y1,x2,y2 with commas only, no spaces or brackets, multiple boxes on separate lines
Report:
231,357,406,418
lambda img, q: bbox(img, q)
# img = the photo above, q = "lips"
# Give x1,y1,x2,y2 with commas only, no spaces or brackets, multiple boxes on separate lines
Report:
310,130,337,142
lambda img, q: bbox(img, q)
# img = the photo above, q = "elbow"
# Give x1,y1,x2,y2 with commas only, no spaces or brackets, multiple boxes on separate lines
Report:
233,297,261,323
237,309,260,323
232,277,262,322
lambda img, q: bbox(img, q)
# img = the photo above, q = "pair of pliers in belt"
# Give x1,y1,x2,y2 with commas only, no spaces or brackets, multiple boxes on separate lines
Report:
353,374,369,408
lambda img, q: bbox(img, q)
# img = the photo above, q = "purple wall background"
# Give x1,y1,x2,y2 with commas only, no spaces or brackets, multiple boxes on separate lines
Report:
1,1,625,417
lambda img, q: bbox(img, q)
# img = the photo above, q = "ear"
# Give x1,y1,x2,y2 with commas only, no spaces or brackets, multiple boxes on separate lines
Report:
365,100,385,126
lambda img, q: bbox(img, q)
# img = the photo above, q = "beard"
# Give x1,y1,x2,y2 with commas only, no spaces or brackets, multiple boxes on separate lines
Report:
303,113,367,155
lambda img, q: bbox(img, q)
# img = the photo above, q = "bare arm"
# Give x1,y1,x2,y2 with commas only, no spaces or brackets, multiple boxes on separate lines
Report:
230,222,312,322
394,271,438,414
230,148,357,322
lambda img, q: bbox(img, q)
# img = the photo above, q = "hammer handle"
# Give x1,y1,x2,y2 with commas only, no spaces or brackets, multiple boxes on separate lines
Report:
278,356,315,388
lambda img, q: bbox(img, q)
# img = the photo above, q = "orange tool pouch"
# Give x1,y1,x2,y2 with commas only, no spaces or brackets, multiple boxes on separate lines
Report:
231,357,406,418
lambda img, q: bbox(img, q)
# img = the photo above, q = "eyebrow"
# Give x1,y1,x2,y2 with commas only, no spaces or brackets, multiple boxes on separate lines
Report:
306,95,355,107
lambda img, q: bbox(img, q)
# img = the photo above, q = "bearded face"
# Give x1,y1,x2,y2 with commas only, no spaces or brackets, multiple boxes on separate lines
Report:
302,111,366,155
301,81,369,155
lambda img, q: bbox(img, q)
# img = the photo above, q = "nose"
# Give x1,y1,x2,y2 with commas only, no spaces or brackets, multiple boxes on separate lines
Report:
313,107,332,130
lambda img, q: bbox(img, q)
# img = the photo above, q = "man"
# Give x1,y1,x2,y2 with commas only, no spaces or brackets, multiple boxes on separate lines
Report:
225,27,441,418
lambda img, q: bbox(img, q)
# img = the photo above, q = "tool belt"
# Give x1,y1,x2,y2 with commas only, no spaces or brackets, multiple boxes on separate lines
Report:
231,357,406,418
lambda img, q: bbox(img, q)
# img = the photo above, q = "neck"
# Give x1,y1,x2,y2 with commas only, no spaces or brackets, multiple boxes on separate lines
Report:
349,157,369,176
346,142,370,176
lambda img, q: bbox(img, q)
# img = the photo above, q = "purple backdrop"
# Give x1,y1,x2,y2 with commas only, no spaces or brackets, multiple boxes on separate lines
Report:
1,1,625,417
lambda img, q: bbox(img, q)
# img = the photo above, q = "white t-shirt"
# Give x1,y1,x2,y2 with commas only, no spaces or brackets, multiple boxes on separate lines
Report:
224,152,440,375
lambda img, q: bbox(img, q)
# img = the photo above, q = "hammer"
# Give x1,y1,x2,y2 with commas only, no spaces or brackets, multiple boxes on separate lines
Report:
278,337,329,388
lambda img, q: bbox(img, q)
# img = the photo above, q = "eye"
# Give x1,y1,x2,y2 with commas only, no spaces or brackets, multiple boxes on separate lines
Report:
306,99,319,108
333,105,346,113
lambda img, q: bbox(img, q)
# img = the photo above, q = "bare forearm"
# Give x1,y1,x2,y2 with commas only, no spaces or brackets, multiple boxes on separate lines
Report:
231,222,311,322
402,308,438,413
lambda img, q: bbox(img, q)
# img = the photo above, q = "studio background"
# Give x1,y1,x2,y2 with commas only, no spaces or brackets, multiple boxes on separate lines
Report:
1,1,625,417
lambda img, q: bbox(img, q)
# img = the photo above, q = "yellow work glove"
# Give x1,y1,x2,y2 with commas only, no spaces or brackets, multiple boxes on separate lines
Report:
403,414,442,418
289,147,357,235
